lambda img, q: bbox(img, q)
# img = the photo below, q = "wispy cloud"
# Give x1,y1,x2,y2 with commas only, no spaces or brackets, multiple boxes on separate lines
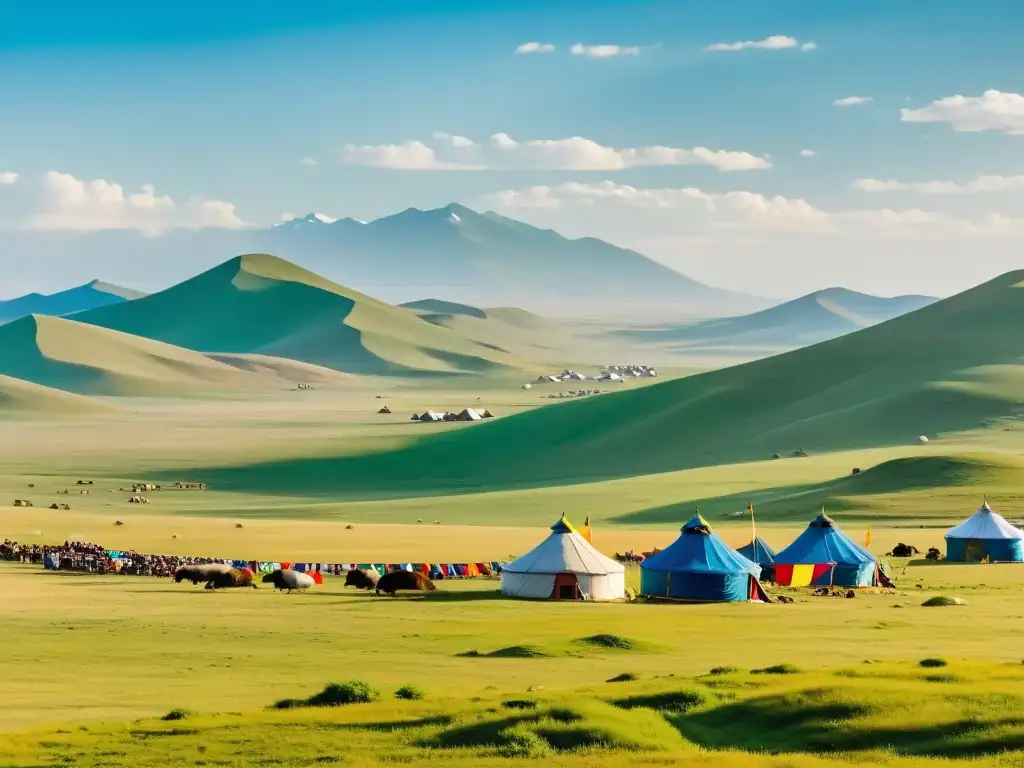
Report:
299,157,318,166
570,43,645,58
515,41,556,54
900,90,1024,134
0,172,18,185
854,174,1024,194
799,149,817,157
705,35,816,53
833,96,873,107
342,132,771,172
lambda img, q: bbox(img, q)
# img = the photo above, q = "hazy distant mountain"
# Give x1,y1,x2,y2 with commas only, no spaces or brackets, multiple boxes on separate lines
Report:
621,287,937,352
0,280,144,325
255,204,764,315
2,204,765,317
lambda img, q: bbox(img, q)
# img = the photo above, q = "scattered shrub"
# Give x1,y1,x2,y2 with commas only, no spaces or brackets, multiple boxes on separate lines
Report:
308,681,380,707
395,684,425,701
607,672,639,683
922,596,966,607
547,707,584,724
161,709,192,721
272,698,302,710
488,645,552,659
496,727,552,758
752,663,801,675
502,699,538,710
578,634,639,650
919,658,948,668
708,666,738,676
612,689,708,713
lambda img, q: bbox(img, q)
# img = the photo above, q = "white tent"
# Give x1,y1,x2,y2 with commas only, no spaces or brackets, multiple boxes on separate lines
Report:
456,408,482,421
501,516,625,601
946,500,1024,540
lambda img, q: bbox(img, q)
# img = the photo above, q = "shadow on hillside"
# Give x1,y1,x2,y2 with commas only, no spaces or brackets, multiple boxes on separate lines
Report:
612,455,1010,526
674,691,1024,757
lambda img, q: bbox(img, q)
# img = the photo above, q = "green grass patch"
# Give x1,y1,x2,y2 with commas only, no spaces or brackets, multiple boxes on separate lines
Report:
606,672,639,683
395,684,426,701
274,681,380,710
751,663,801,675
575,634,642,651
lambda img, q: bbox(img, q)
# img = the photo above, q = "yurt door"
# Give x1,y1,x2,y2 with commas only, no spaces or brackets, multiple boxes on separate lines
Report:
965,540,985,562
553,573,580,600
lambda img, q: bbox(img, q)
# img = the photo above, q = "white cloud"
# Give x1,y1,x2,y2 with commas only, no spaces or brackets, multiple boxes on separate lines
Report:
0,172,18,185
570,43,643,58
300,157,318,166
704,35,816,53
341,140,485,170
432,131,476,149
13,171,247,234
278,212,296,222
900,90,1024,134
515,41,555,54
833,96,873,107
854,174,1024,194
484,179,1021,237
343,132,770,172
799,149,817,157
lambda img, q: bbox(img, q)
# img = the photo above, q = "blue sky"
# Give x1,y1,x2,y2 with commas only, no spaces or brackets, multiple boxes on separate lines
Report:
3,0,1024,296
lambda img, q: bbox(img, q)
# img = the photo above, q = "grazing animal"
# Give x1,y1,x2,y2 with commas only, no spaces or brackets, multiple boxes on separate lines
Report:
851,467,861,475
129,495,149,504
890,543,920,557
925,548,943,561
205,568,257,589
13,499,32,507
114,520,124,526
776,595,795,604
174,563,233,585
375,570,437,597
344,568,380,590
262,569,315,593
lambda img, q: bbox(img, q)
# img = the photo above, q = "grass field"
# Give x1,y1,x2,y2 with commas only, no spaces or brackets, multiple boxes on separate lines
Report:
3,269,1024,767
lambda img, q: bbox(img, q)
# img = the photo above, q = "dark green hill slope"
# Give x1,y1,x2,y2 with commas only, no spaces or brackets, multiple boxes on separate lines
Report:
193,270,1024,496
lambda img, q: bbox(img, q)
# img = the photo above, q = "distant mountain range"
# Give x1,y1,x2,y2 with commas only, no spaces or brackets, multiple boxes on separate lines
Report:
0,280,144,325
3,204,767,316
620,287,937,353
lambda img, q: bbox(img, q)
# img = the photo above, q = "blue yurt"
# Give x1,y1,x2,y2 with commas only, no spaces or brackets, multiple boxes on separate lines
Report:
773,511,877,587
945,499,1024,563
736,536,776,568
640,513,769,602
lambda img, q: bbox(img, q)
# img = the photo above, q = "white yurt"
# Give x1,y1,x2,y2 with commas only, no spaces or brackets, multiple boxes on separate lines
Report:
945,498,1024,563
501,516,625,601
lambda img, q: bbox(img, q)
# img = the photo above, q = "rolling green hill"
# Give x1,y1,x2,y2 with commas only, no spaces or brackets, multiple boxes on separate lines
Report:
622,287,936,352
192,269,1024,496
73,254,534,376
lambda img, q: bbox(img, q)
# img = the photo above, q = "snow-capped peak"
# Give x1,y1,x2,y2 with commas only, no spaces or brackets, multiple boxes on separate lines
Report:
272,212,338,228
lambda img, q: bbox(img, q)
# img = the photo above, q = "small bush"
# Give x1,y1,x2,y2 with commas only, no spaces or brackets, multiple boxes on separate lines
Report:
578,634,639,650
612,689,707,713
922,595,966,607
708,666,738,676
606,672,639,683
395,684,425,701
502,699,538,710
488,645,552,659
547,707,584,724
272,698,302,710
496,727,552,758
161,708,192,721
919,657,948,668
752,663,801,675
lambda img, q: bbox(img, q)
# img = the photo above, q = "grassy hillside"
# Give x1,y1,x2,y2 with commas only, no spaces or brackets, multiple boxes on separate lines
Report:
0,373,116,416
74,254,535,376
624,288,936,351
0,279,144,324
191,270,1024,496
0,314,348,396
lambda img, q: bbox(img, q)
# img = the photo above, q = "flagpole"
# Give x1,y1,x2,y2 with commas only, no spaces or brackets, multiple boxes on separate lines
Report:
749,502,756,548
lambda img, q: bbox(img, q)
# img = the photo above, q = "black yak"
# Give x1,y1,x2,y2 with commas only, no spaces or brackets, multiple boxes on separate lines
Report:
205,568,257,589
344,568,380,590
262,569,315,592
173,563,232,585
375,570,437,597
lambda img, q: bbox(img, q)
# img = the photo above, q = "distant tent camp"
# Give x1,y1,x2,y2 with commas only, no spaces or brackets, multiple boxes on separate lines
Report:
419,410,447,422
736,536,777,569
501,516,625,601
773,512,878,587
640,513,769,602
945,499,1024,563
482,410,494,418
377,406,391,414
456,408,482,421
410,413,420,420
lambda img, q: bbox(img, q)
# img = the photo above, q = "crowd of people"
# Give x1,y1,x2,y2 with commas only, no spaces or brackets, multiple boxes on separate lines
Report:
0,539,225,577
